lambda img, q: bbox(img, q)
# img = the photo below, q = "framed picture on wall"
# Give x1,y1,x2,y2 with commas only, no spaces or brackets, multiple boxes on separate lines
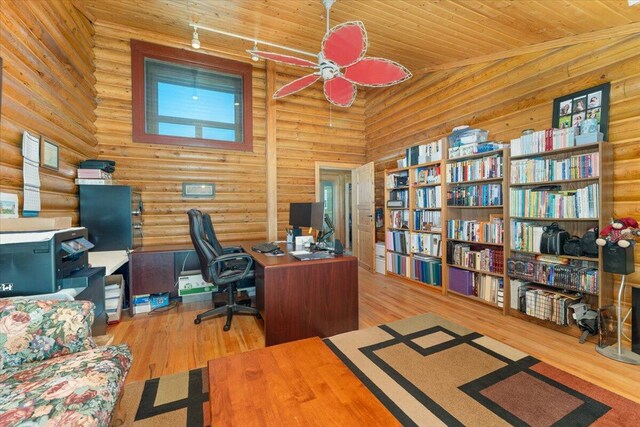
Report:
552,82,610,141
41,137,60,170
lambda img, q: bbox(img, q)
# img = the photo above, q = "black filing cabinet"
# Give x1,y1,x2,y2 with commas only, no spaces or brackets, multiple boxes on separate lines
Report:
80,185,143,251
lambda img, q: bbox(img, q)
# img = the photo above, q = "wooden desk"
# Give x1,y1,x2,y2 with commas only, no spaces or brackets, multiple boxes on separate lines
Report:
208,337,399,426
240,242,359,346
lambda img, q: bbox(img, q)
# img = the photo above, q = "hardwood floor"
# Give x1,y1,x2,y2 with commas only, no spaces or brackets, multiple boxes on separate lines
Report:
109,268,640,403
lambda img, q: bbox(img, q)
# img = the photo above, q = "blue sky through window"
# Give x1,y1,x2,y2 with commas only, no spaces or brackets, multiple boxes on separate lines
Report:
158,82,236,124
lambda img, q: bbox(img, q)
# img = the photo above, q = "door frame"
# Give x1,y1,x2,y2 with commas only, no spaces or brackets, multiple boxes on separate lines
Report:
314,161,361,250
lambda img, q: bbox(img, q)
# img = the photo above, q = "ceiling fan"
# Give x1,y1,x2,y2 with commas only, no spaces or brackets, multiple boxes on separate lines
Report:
247,0,412,107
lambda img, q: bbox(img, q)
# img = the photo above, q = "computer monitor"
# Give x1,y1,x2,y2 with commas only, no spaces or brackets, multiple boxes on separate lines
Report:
289,202,324,231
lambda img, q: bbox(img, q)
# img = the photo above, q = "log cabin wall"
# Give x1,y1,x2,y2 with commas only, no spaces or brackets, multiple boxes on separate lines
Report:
274,68,366,239
93,22,366,245
0,0,97,223
93,21,268,245
365,35,640,337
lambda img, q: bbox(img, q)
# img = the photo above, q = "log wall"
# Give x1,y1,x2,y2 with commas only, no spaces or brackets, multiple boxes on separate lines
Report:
0,0,97,223
93,22,366,245
366,35,640,337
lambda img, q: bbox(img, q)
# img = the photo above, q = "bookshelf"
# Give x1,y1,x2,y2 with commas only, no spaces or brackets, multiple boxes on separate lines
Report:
384,139,446,291
506,132,613,338
444,145,509,312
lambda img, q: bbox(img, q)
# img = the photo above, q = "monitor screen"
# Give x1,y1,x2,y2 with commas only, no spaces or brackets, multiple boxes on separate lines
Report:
289,202,324,230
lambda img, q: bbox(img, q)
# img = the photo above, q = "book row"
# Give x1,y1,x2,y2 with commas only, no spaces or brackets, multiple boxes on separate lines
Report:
449,267,504,306
507,254,599,294
447,184,502,207
446,155,503,183
513,282,581,326
412,255,442,286
403,138,444,166
447,242,504,274
388,209,409,229
413,210,441,232
509,184,599,219
386,230,410,254
510,128,576,157
387,252,410,276
446,218,504,244
387,188,409,208
411,233,442,257
510,152,599,184
415,165,441,185
415,186,442,209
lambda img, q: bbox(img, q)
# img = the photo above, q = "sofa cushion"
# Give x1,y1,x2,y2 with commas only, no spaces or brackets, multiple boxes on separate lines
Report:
0,299,96,369
0,344,132,427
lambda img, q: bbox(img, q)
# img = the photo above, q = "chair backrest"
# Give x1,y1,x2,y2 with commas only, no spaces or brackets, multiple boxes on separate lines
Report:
203,213,225,256
187,209,217,283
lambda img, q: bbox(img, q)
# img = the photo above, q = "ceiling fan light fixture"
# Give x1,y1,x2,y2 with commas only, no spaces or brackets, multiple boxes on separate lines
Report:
251,42,260,61
191,29,200,49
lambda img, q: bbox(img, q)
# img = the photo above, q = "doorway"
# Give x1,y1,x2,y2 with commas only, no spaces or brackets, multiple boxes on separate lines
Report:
315,161,376,271
320,170,353,250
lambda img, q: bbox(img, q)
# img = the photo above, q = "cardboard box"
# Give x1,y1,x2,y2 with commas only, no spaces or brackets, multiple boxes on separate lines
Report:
178,271,217,296
0,217,72,232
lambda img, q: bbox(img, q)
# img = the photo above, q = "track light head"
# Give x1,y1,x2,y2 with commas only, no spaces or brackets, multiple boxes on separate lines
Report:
191,30,200,49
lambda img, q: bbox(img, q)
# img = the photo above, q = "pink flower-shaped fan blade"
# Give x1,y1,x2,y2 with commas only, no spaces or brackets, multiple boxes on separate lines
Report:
344,58,412,87
274,74,321,98
324,76,357,107
322,21,367,68
248,50,317,68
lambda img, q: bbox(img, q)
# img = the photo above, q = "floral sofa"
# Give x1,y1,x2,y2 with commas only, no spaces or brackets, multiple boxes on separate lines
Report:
0,299,132,426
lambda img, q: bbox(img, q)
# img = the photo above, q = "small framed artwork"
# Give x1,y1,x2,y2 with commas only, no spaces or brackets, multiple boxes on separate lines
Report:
182,182,215,198
41,137,60,170
552,83,610,140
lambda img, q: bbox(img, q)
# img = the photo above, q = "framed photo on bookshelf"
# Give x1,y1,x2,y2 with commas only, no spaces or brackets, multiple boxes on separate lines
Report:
552,83,610,141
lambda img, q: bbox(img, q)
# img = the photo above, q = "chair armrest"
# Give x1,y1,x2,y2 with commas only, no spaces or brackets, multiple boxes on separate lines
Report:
208,253,254,285
222,246,244,254
0,299,96,369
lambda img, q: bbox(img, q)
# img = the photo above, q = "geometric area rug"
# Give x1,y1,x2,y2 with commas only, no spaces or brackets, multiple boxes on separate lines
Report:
324,313,640,427
110,368,210,427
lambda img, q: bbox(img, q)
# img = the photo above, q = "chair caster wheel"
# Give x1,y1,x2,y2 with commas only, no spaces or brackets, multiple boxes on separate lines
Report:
194,318,201,325
223,324,231,331
256,313,262,320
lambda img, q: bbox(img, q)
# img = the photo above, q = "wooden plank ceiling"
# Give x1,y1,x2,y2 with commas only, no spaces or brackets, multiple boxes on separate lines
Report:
84,0,640,73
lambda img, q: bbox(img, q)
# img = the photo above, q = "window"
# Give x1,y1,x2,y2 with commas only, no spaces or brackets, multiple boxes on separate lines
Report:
131,40,253,150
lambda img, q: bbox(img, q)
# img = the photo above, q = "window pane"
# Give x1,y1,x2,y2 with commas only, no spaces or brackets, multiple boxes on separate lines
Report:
203,127,236,141
158,122,196,138
145,58,243,142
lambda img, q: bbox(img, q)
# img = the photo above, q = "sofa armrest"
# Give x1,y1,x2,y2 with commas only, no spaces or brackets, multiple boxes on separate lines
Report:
0,299,96,370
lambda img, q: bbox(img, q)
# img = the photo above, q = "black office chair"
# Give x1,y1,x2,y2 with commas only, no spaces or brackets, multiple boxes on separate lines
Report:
187,209,260,331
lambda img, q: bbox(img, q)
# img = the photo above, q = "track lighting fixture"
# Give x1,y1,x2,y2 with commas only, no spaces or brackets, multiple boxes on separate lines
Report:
191,29,200,49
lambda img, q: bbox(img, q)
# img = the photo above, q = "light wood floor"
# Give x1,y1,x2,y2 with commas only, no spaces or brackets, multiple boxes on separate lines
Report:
109,268,640,403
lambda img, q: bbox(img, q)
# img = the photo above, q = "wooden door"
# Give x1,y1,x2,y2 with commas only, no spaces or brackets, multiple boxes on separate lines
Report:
353,162,375,271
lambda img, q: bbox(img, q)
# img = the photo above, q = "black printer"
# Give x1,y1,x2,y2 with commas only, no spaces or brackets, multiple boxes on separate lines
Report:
0,227,93,296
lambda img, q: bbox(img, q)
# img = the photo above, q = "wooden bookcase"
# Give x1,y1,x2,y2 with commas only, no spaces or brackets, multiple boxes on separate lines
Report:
444,147,509,313
384,139,447,293
506,140,613,338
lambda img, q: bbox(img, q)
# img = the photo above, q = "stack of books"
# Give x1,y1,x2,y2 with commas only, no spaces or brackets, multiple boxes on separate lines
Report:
75,159,116,185
75,168,114,185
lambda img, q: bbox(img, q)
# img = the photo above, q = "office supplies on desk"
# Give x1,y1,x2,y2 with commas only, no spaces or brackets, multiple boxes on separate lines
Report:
252,242,279,253
295,235,314,248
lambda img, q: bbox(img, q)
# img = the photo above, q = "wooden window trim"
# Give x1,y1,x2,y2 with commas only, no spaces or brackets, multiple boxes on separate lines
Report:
131,40,253,151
